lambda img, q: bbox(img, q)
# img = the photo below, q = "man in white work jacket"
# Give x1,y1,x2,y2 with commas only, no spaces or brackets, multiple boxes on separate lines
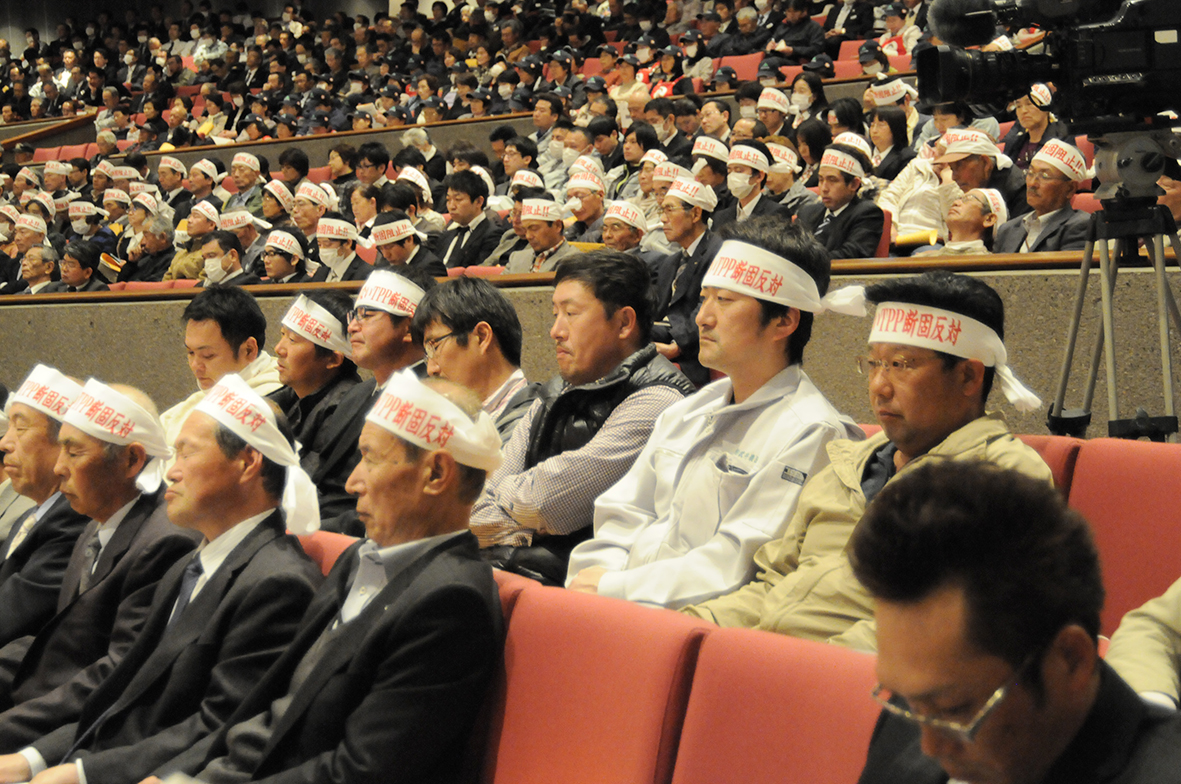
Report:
566,217,863,609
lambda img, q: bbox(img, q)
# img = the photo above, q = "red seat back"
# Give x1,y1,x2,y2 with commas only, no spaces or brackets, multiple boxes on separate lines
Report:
482,587,708,784
465,265,505,278
838,39,869,60
833,60,861,79
671,628,879,784
296,531,358,576
33,147,60,162
1016,434,1083,498
875,210,891,257
1067,438,1181,635
718,53,764,82
306,165,332,184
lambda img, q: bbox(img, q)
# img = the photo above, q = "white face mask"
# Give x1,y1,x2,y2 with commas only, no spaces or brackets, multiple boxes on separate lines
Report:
760,78,776,87
156,56,167,66
636,46,651,62
739,105,757,119
653,121,669,142
727,172,755,199
685,44,698,58
565,196,582,213
296,53,308,64
355,22,365,31
191,29,200,39
203,254,228,282
639,21,653,31
485,9,497,21
138,35,149,44
863,61,884,75
548,139,565,158
71,219,91,235
790,93,812,110
124,53,136,65
319,246,350,270
562,147,580,166
498,84,513,98
233,96,244,107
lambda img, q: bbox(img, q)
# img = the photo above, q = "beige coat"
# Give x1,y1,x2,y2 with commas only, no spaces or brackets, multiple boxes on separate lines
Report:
1107,576,1181,702
681,413,1054,651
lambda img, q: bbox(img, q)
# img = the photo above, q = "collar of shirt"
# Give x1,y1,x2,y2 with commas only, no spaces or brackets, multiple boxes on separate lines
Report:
189,509,272,599
1025,207,1064,231
484,368,528,418
339,530,467,625
826,200,852,220
534,237,567,261
737,191,763,220
238,351,274,385
683,364,805,422
944,239,988,253
96,493,141,551
27,280,54,294
450,210,486,232
34,491,63,522
404,244,421,265
683,230,705,258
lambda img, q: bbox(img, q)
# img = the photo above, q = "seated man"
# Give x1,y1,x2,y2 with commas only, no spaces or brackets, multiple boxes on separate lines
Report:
471,251,697,585
411,277,541,444
0,367,89,650
600,201,665,270
853,461,1181,783
993,139,1090,253
914,188,1008,256
934,129,1030,220
269,291,362,467
371,211,446,277
796,143,886,260
0,374,199,748
563,171,607,243
682,271,1052,648
309,214,372,283
17,246,65,296
58,241,110,293
159,287,281,450
0,377,321,784
438,170,502,268
198,230,263,288
504,196,580,274
566,219,861,608
1107,575,1181,710
711,141,791,225
149,374,504,784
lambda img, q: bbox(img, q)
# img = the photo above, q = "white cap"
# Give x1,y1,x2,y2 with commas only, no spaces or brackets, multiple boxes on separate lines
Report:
666,177,717,211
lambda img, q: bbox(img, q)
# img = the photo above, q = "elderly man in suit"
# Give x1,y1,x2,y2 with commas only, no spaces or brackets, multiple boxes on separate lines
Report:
993,139,1090,254
0,402,35,540
796,144,886,260
0,369,89,651
0,372,200,751
0,376,322,784
144,374,504,784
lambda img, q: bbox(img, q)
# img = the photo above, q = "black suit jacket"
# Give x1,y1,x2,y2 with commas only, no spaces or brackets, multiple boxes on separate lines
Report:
993,207,1090,254
309,255,372,283
67,279,110,292
33,514,321,784
306,378,377,521
200,272,264,288
858,662,1181,784
661,130,694,167
0,491,200,749
822,3,876,38
376,245,447,278
710,193,793,229
158,533,503,784
651,230,724,387
796,197,885,259
438,216,503,269
0,495,88,650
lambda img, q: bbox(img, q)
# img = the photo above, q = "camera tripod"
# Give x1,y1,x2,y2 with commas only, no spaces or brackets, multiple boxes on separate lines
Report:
1047,127,1181,441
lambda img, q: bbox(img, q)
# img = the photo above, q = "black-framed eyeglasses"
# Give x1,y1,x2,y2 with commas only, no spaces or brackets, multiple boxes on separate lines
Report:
871,652,1039,744
423,331,461,359
347,306,382,323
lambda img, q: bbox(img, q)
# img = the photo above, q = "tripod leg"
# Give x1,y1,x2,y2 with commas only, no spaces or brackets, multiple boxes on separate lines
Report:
1150,234,1176,417
1052,238,1095,417
1083,242,1122,413
1164,231,1181,335
1098,236,1120,420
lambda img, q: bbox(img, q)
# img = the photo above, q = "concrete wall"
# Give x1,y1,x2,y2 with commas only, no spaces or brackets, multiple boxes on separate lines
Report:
1,267,1178,440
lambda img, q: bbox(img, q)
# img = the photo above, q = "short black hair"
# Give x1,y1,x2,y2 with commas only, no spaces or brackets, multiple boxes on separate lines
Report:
795,118,833,161
380,182,419,212
826,97,866,136
716,217,830,365
202,229,245,259
505,136,538,163
735,81,763,103
357,140,391,171
586,116,619,140
330,143,358,169
851,460,1103,671
489,124,517,144
410,277,524,366
278,147,310,178
64,240,101,272
554,249,653,344
392,146,427,171
303,289,360,375
182,286,267,356
625,121,659,151
644,96,675,120
213,399,294,500
867,105,909,154
443,170,489,208
533,92,564,118
865,271,1004,399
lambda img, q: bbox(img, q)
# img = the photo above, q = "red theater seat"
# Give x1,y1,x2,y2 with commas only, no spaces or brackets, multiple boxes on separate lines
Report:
296,531,358,576
1016,434,1083,498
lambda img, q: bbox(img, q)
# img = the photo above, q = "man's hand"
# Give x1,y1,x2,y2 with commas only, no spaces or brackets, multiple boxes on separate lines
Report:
568,567,607,594
655,341,681,359
0,754,32,784
28,764,80,784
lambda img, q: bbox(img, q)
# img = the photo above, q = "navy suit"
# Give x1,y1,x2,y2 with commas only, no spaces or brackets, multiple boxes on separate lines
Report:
796,197,885,259
652,230,724,387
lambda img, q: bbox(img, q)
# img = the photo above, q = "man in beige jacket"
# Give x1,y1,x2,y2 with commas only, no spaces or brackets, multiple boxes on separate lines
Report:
681,270,1053,650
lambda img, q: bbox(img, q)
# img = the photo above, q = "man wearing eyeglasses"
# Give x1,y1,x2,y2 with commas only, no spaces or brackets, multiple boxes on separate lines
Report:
682,271,1052,648
852,460,1181,784
993,139,1090,254
934,130,1030,220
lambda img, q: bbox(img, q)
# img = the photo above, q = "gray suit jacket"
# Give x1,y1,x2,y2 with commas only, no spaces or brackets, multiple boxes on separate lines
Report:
504,240,581,274
993,207,1091,253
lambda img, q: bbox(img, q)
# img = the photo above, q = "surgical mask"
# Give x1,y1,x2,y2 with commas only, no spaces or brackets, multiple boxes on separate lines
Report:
0,227,9,242
636,46,651,61
399,93,410,105
548,139,565,158
760,78,776,87
124,53,136,65
498,84,513,98
863,61,883,75
562,147,580,166
739,105,756,119
233,96,244,107
791,93,812,110
691,159,707,175
727,172,755,199
71,219,91,235
191,29,200,39
138,35,149,44
296,53,308,64
349,82,363,94
86,27,96,36
565,196,583,213
319,246,349,270
485,9,497,21
445,161,454,176
755,0,771,12
282,12,292,22
685,44,698,58
203,254,228,283
653,122,669,142
640,21,653,31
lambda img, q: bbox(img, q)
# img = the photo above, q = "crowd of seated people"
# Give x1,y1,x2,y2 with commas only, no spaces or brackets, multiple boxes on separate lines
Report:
2,2,1181,783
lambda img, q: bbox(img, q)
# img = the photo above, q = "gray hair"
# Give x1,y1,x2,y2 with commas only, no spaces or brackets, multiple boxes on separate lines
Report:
737,7,758,21
97,130,117,145
403,127,429,148
146,214,174,238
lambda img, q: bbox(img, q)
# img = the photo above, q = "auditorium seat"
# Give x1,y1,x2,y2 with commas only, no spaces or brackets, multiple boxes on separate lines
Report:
482,586,708,784
58,144,88,160
493,569,539,623
356,242,377,264
82,143,99,159
116,140,133,151
887,55,910,72
306,166,331,184
581,59,602,77
1015,434,1083,497
875,211,892,257
1074,135,1095,168
172,278,200,288
838,39,869,60
833,60,861,79
997,120,1014,141
32,147,60,162
106,282,127,290
778,65,804,83
671,628,878,784
717,53,764,82
296,530,359,576
124,281,173,290
447,266,465,277
1067,438,1181,636
465,265,504,277
1072,192,1101,214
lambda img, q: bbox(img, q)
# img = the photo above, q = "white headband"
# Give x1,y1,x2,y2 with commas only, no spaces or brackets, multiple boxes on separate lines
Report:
191,159,218,180
767,143,802,174
1032,139,1088,181
232,152,261,171
159,156,187,175
317,217,358,242
16,214,47,234
367,369,503,472
572,155,605,179
10,364,82,422
295,181,331,209
640,149,668,167
190,200,219,224
194,374,320,534
63,379,171,493
69,201,109,219
728,144,770,173
820,148,866,180
265,180,294,212
265,230,304,258
372,218,417,246
511,170,544,189
833,132,873,160
282,295,352,357
44,160,71,176
667,177,717,211
521,198,563,222
703,241,866,314
355,269,425,317
604,201,646,232
566,171,604,194
653,162,691,183
692,136,729,163
757,88,789,113
870,301,1041,411
103,188,131,206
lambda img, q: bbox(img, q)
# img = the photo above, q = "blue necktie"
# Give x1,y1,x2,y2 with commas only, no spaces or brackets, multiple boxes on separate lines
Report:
167,557,204,629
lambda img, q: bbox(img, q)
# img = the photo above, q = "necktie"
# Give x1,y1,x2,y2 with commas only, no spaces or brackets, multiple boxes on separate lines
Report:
168,557,205,629
443,226,468,266
5,510,37,557
77,530,103,594
669,249,689,299
815,213,833,236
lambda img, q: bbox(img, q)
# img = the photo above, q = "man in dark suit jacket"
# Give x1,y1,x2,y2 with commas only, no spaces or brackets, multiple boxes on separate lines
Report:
371,211,447,278
710,140,793,229
1,381,323,784
438,171,503,269
151,376,504,784
796,143,885,259
821,0,877,58
646,98,694,166
0,380,200,750
993,140,1091,254
0,371,90,651
652,178,725,388
197,231,263,288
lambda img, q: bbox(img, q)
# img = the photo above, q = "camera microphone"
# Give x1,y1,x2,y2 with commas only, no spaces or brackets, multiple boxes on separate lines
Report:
928,0,1002,47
